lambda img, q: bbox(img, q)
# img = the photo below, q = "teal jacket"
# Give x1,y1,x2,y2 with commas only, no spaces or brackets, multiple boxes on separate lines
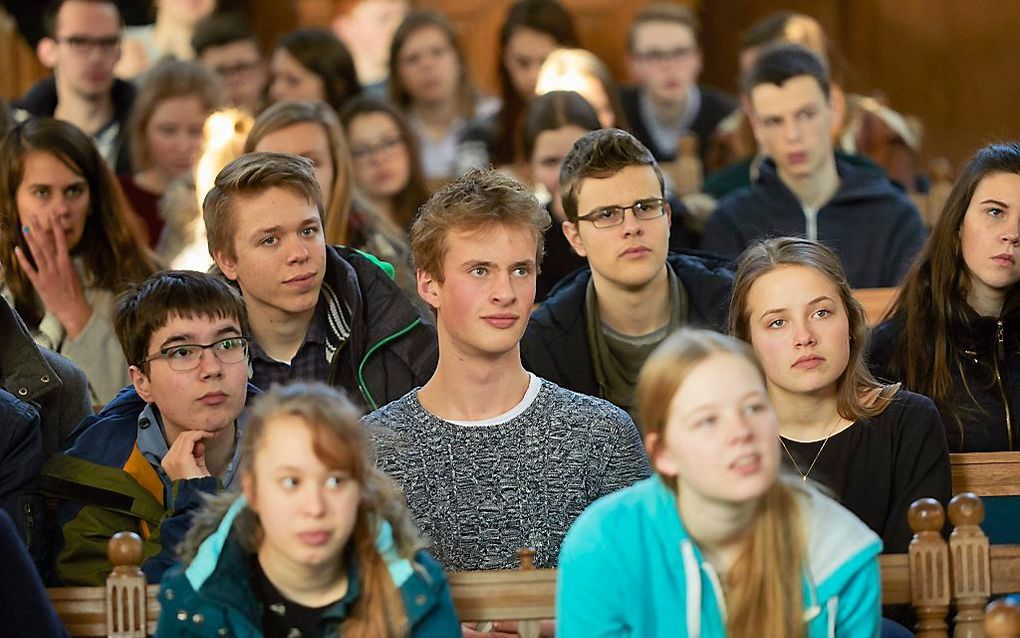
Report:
157,497,460,637
557,476,882,638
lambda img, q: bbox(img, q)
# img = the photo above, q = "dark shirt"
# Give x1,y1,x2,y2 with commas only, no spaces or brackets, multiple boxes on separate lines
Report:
779,390,951,553
117,174,164,247
250,296,334,391
252,554,357,638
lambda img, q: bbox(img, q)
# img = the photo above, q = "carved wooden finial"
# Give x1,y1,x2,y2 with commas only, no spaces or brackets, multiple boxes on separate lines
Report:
108,531,144,572
985,598,1020,638
517,547,536,571
908,498,950,638
949,493,990,638
909,498,946,533
106,532,147,638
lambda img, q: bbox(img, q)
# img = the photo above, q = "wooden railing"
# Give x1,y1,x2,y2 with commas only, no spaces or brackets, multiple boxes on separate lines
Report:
44,494,1020,637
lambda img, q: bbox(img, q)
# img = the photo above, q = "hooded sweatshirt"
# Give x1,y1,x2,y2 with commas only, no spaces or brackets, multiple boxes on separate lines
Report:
557,475,882,638
702,158,925,288
156,496,460,637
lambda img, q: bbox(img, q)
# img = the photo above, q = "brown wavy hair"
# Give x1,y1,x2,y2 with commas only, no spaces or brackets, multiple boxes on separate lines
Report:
389,10,478,118
239,383,425,638
0,118,158,324
244,100,354,245
729,237,898,421
882,142,1020,433
638,329,805,638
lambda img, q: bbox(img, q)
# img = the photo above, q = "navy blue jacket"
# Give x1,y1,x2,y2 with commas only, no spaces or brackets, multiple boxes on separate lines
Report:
0,389,46,578
521,252,734,399
0,510,67,637
702,158,926,288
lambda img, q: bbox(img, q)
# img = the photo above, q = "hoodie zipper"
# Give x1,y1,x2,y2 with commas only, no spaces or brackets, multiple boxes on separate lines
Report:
994,320,1014,450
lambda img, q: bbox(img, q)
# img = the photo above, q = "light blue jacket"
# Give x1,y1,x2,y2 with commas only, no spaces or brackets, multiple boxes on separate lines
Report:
557,476,882,638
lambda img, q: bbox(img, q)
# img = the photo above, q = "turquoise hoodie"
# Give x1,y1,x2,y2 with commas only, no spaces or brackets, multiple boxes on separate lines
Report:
557,476,882,638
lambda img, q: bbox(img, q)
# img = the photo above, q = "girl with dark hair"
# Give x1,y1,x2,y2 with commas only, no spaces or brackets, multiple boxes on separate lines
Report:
341,95,430,233
489,0,578,168
558,328,882,637
521,90,600,299
389,10,498,185
729,236,950,553
0,118,158,404
270,28,363,114
156,382,460,637
870,142,1020,452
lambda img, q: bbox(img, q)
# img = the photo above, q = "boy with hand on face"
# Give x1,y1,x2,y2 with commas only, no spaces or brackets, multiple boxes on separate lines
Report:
45,270,256,585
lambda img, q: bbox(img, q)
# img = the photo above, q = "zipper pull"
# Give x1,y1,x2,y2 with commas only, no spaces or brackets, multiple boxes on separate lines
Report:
998,320,1006,360
23,502,34,548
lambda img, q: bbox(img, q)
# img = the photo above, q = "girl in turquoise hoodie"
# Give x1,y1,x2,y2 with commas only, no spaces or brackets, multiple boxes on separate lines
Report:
156,382,460,637
557,330,881,638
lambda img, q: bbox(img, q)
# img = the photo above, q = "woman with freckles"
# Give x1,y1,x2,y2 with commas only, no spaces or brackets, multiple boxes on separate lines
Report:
0,118,157,405
157,382,460,638
558,329,882,637
870,143,1020,453
729,237,950,553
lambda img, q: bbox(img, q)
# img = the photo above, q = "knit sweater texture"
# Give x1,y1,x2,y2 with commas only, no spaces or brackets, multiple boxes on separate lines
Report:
364,378,651,571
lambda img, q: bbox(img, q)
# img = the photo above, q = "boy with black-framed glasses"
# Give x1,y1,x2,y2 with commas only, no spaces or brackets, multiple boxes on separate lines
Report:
521,128,734,422
44,270,258,585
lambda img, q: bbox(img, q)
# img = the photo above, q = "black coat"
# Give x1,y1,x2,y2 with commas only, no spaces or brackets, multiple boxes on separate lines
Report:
323,246,439,411
521,251,734,398
869,304,1020,452
703,158,926,288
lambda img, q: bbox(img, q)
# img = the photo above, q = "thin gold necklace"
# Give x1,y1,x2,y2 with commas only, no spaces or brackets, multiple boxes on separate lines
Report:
779,414,843,482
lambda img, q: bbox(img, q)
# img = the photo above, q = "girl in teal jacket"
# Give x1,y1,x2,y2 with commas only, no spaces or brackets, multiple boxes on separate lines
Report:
156,383,460,637
557,330,881,638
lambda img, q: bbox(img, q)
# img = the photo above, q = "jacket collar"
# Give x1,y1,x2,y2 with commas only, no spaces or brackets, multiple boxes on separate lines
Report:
0,297,60,402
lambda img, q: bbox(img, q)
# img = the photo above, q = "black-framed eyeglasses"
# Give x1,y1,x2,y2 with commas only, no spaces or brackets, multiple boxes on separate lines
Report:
350,136,404,162
633,46,696,63
55,35,121,56
577,198,669,229
142,336,251,372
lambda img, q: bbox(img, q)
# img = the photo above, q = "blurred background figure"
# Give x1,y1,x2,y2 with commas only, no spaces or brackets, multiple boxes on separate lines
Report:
268,27,362,115
535,48,628,131
331,0,411,96
389,10,498,187
117,0,217,79
121,58,222,247
192,13,267,116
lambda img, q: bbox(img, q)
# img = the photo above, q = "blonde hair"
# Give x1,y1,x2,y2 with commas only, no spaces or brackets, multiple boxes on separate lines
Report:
534,48,629,131
244,100,355,245
637,329,806,638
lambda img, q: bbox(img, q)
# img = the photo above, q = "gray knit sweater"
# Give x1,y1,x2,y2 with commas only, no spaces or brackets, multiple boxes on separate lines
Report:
364,378,651,571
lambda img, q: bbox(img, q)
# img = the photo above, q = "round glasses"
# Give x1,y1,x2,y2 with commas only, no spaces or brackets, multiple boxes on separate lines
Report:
142,336,251,372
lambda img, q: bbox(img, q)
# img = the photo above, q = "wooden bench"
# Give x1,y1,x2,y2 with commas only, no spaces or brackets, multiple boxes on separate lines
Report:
855,287,898,325
45,495,1020,637
952,452,1020,496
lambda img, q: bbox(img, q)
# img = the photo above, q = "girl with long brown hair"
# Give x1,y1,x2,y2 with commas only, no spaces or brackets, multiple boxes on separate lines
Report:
729,237,950,553
156,382,460,637
557,328,881,637
870,143,1020,453
0,117,158,404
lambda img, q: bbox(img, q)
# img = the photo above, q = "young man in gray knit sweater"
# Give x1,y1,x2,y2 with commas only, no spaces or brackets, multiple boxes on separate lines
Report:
363,168,650,576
